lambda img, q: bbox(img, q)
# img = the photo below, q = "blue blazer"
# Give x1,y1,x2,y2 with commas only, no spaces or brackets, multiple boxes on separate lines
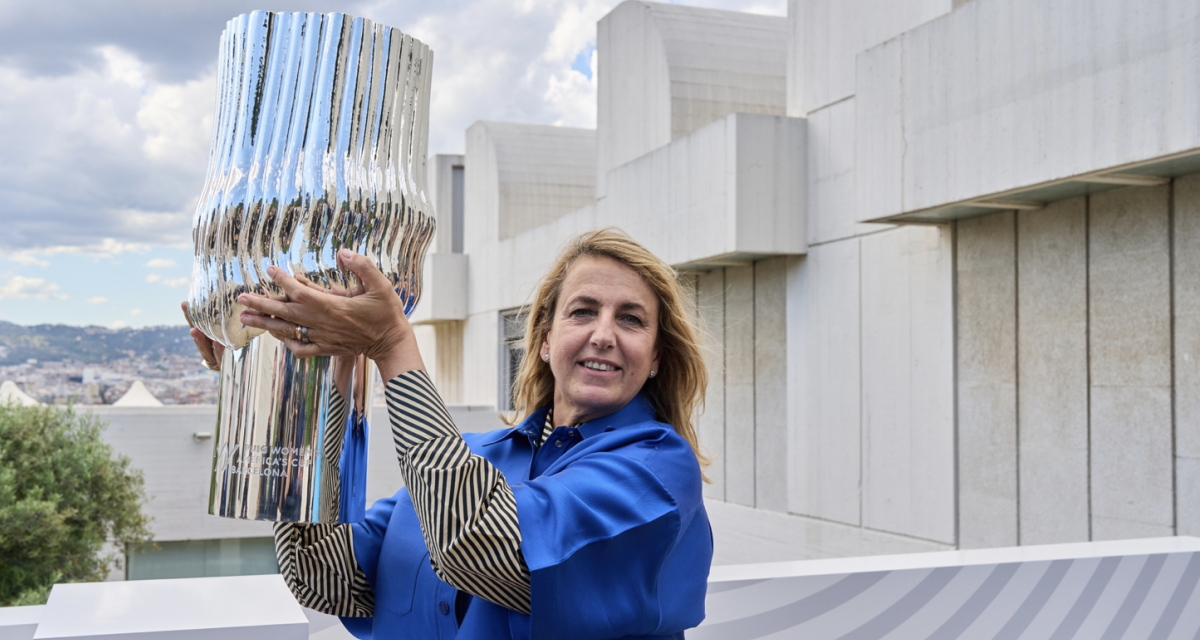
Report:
342,393,713,639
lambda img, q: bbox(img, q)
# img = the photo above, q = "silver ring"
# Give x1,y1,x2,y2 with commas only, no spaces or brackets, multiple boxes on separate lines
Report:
300,326,310,344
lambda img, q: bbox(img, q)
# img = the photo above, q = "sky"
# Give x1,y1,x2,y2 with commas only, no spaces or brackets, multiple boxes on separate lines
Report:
0,0,785,329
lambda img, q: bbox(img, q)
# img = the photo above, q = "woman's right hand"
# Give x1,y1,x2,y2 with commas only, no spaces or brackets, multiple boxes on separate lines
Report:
181,301,224,371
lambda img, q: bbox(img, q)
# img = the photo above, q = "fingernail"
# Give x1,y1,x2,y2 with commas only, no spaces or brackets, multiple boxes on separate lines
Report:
339,249,353,259
238,295,246,304
267,266,277,276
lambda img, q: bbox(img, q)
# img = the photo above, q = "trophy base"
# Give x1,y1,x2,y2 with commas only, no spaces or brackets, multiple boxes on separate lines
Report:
207,334,365,523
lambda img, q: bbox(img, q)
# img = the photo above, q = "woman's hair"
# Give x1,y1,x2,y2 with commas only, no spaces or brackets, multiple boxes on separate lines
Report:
505,228,710,475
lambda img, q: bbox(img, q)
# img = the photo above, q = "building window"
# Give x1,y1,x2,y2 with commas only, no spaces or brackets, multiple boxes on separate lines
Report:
499,307,529,411
126,537,278,580
451,165,465,253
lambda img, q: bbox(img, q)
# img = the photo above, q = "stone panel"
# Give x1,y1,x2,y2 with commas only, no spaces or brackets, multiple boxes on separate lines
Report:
791,239,861,525
955,211,1017,549
724,265,757,506
1175,173,1200,536
755,257,788,512
1017,198,1090,544
861,225,955,543
697,268,727,501
1089,185,1173,540
1090,387,1175,540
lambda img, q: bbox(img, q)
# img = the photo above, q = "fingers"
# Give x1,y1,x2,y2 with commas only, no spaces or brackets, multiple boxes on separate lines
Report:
337,249,394,295
190,327,220,365
180,301,194,328
268,265,325,307
241,312,303,344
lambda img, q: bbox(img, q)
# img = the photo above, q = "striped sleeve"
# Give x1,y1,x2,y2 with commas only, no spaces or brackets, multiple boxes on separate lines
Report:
318,388,349,523
274,521,375,617
386,369,532,615
272,387,373,617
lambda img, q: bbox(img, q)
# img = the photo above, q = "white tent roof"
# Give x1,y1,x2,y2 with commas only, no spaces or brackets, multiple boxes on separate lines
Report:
0,380,41,406
112,380,163,407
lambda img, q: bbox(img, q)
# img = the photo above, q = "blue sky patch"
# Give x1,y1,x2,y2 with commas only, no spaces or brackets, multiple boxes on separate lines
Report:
572,43,595,80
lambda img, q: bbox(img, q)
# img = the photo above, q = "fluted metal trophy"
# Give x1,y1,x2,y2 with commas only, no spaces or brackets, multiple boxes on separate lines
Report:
187,11,434,523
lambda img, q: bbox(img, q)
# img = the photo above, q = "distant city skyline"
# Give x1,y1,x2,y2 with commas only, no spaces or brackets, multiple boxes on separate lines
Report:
0,0,784,328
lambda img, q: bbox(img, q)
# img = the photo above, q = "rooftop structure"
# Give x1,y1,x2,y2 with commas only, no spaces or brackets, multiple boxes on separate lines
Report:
0,380,40,406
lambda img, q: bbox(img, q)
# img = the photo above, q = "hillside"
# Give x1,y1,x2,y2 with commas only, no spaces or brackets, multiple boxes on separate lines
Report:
0,321,196,365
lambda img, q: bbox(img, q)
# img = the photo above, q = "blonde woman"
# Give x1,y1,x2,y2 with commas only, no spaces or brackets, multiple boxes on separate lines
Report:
194,228,712,639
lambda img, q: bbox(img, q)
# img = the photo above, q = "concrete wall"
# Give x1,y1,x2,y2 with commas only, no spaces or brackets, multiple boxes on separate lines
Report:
597,1,787,196
955,176,1200,548
95,403,507,546
463,121,595,244
856,0,1200,219
787,0,951,115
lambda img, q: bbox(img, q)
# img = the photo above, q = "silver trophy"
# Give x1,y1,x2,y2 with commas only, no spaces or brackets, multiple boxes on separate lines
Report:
187,11,435,522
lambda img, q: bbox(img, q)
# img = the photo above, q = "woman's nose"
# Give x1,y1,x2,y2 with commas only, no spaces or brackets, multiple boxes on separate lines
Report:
590,313,617,347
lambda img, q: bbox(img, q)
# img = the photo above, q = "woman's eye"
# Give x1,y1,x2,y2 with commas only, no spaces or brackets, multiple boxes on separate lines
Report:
570,308,593,317
621,314,643,326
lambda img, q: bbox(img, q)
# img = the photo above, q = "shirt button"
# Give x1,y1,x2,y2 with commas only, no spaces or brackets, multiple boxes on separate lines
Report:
555,439,564,448
439,601,450,615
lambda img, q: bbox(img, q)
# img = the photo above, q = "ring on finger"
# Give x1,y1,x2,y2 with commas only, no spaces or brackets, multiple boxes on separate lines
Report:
300,326,310,344
293,324,302,342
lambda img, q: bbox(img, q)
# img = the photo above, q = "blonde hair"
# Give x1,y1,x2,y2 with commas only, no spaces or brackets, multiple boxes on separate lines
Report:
504,228,710,475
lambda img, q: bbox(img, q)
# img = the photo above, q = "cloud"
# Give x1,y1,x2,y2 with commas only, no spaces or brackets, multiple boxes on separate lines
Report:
145,258,178,269
146,273,162,283
87,296,108,304
0,0,784,257
8,254,50,267
130,308,143,316
0,276,68,300
111,320,128,329
163,277,190,288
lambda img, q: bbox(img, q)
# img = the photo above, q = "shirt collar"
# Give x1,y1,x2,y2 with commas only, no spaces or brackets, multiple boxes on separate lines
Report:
481,394,656,446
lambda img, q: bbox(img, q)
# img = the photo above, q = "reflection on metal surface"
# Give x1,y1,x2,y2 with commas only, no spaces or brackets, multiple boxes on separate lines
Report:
192,11,435,522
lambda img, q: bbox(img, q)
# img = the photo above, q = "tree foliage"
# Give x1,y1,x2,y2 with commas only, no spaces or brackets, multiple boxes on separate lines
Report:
0,401,151,606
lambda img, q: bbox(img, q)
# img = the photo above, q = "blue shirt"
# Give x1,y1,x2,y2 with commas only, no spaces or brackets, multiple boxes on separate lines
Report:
345,393,713,639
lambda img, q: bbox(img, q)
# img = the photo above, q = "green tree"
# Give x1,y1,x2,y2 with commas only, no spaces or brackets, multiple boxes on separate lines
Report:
0,401,152,606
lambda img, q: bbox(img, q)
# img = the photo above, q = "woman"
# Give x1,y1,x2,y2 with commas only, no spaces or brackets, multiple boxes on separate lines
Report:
190,229,713,639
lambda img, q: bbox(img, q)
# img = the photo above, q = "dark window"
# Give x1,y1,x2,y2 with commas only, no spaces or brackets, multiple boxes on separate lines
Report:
126,537,277,580
499,307,529,411
451,165,465,254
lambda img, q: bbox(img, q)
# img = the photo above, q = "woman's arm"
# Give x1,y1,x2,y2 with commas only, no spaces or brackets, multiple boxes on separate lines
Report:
273,521,375,618
238,250,533,613
384,368,532,614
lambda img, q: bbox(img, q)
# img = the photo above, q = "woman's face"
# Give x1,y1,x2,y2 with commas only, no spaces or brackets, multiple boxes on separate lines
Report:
542,255,661,426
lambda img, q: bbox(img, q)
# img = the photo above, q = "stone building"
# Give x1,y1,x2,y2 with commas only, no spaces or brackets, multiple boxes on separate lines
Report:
408,0,1200,567
89,0,1200,579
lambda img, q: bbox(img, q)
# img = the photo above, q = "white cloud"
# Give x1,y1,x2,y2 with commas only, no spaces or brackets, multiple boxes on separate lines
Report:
146,273,162,283
145,258,178,269
87,296,108,304
130,308,143,316
8,254,50,267
138,73,215,170
163,277,190,288
111,320,128,329
0,276,68,300
0,0,785,259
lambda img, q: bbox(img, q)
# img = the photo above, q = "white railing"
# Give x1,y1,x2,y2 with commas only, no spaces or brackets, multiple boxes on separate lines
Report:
5,537,1199,640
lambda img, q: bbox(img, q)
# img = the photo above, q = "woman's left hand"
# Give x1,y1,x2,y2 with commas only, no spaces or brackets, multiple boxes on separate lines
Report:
238,249,424,380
